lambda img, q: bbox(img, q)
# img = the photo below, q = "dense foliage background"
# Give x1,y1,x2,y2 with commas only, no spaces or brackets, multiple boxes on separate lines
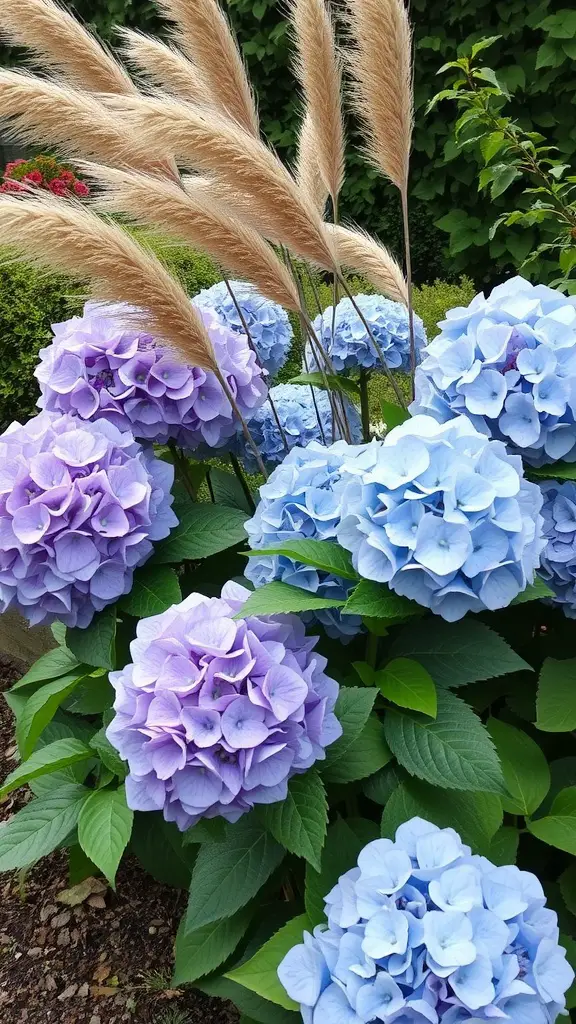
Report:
2,0,574,285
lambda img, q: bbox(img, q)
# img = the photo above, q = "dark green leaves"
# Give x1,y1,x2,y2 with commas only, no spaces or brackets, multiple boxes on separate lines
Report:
186,822,284,930
154,503,247,562
78,787,134,888
342,580,420,621
173,907,253,986
0,739,93,799
67,606,117,671
0,785,88,872
527,788,576,854
11,646,80,691
227,915,310,1011
389,619,531,688
89,727,127,780
237,581,344,618
536,658,576,732
320,687,377,781
247,540,357,580
119,565,181,617
487,718,550,816
323,716,391,785
289,372,360,399
16,672,85,758
381,778,503,854
380,399,410,430
511,576,554,604
384,689,506,794
305,818,377,926
376,658,437,717
259,771,327,871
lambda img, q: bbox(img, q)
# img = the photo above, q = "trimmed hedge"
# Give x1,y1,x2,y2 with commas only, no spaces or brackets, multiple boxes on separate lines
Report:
0,239,475,432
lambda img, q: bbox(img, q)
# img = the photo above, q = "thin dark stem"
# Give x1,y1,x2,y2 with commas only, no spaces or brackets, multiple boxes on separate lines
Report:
168,441,197,500
229,452,256,512
336,272,408,410
223,277,290,453
206,468,216,504
365,631,379,670
302,346,326,444
401,189,416,401
359,369,371,442
214,367,269,479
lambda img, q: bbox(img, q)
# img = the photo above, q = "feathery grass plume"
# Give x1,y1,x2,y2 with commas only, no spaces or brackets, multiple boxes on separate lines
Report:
118,28,213,106
0,193,219,371
289,0,345,213
0,71,158,171
327,223,408,304
344,0,413,193
104,94,337,270
0,0,136,95
82,162,301,311
296,111,329,217
156,0,258,136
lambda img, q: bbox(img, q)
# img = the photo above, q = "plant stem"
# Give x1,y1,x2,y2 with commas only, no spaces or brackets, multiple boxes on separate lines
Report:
168,441,197,500
223,277,290,453
229,452,256,513
359,369,371,442
401,188,417,401
365,630,379,670
214,367,269,479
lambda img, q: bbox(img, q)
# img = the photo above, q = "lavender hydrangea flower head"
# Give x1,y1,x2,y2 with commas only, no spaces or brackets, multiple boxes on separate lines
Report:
245,440,375,642
306,295,426,374
539,479,576,618
35,301,267,450
106,581,341,829
0,411,177,628
336,415,545,621
278,816,575,1024
235,383,362,472
411,276,576,467
193,280,294,376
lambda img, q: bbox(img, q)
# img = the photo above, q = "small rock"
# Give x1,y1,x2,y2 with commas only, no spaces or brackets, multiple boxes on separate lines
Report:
58,984,78,1001
77,982,90,998
50,911,71,929
26,947,43,958
40,904,57,923
89,1017,101,1024
56,928,70,946
149,918,164,927
87,895,107,910
44,976,57,993
148,926,157,935
0,933,11,946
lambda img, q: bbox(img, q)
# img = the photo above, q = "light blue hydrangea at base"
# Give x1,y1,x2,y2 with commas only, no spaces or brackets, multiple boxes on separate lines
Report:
306,294,426,374
234,383,362,472
411,276,576,467
193,279,294,376
336,415,545,622
539,479,576,619
278,816,575,1024
245,440,373,643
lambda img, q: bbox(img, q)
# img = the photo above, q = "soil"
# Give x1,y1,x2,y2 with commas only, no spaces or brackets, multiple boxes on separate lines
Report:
0,654,240,1024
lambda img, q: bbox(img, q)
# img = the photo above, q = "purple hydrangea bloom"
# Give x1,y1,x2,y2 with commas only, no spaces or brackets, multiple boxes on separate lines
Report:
539,479,576,618
0,411,177,628
411,276,576,467
106,581,342,829
278,816,574,1024
306,294,426,374
35,301,267,451
245,440,372,642
193,280,294,376
336,415,545,621
234,383,362,473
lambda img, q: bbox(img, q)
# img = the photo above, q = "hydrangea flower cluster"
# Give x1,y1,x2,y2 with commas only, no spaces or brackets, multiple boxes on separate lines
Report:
306,295,426,374
539,479,576,619
336,415,545,621
106,581,342,829
411,276,576,467
278,816,575,1024
194,280,294,376
245,441,370,642
0,412,177,628
35,301,267,451
234,383,362,472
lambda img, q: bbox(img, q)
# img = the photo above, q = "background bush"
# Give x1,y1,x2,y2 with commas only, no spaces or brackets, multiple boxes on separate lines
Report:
1,1,573,285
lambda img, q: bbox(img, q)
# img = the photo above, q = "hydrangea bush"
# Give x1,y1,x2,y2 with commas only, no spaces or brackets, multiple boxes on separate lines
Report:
36,300,267,450
2,3,576,1022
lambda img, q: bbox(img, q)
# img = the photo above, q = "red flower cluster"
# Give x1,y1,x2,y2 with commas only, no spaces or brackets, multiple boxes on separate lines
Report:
1,154,90,198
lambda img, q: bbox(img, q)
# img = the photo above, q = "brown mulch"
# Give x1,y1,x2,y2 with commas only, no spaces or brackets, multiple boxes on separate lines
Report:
0,654,240,1024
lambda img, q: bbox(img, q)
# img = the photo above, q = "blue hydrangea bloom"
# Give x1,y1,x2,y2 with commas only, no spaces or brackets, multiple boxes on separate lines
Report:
194,280,294,376
539,479,576,619
278,816,575,1024
106,581,341,829
306,294,426,374
0,411,177,628
411,276,576,467
234,383,362,472
245,440,373,642
336,415,545,621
